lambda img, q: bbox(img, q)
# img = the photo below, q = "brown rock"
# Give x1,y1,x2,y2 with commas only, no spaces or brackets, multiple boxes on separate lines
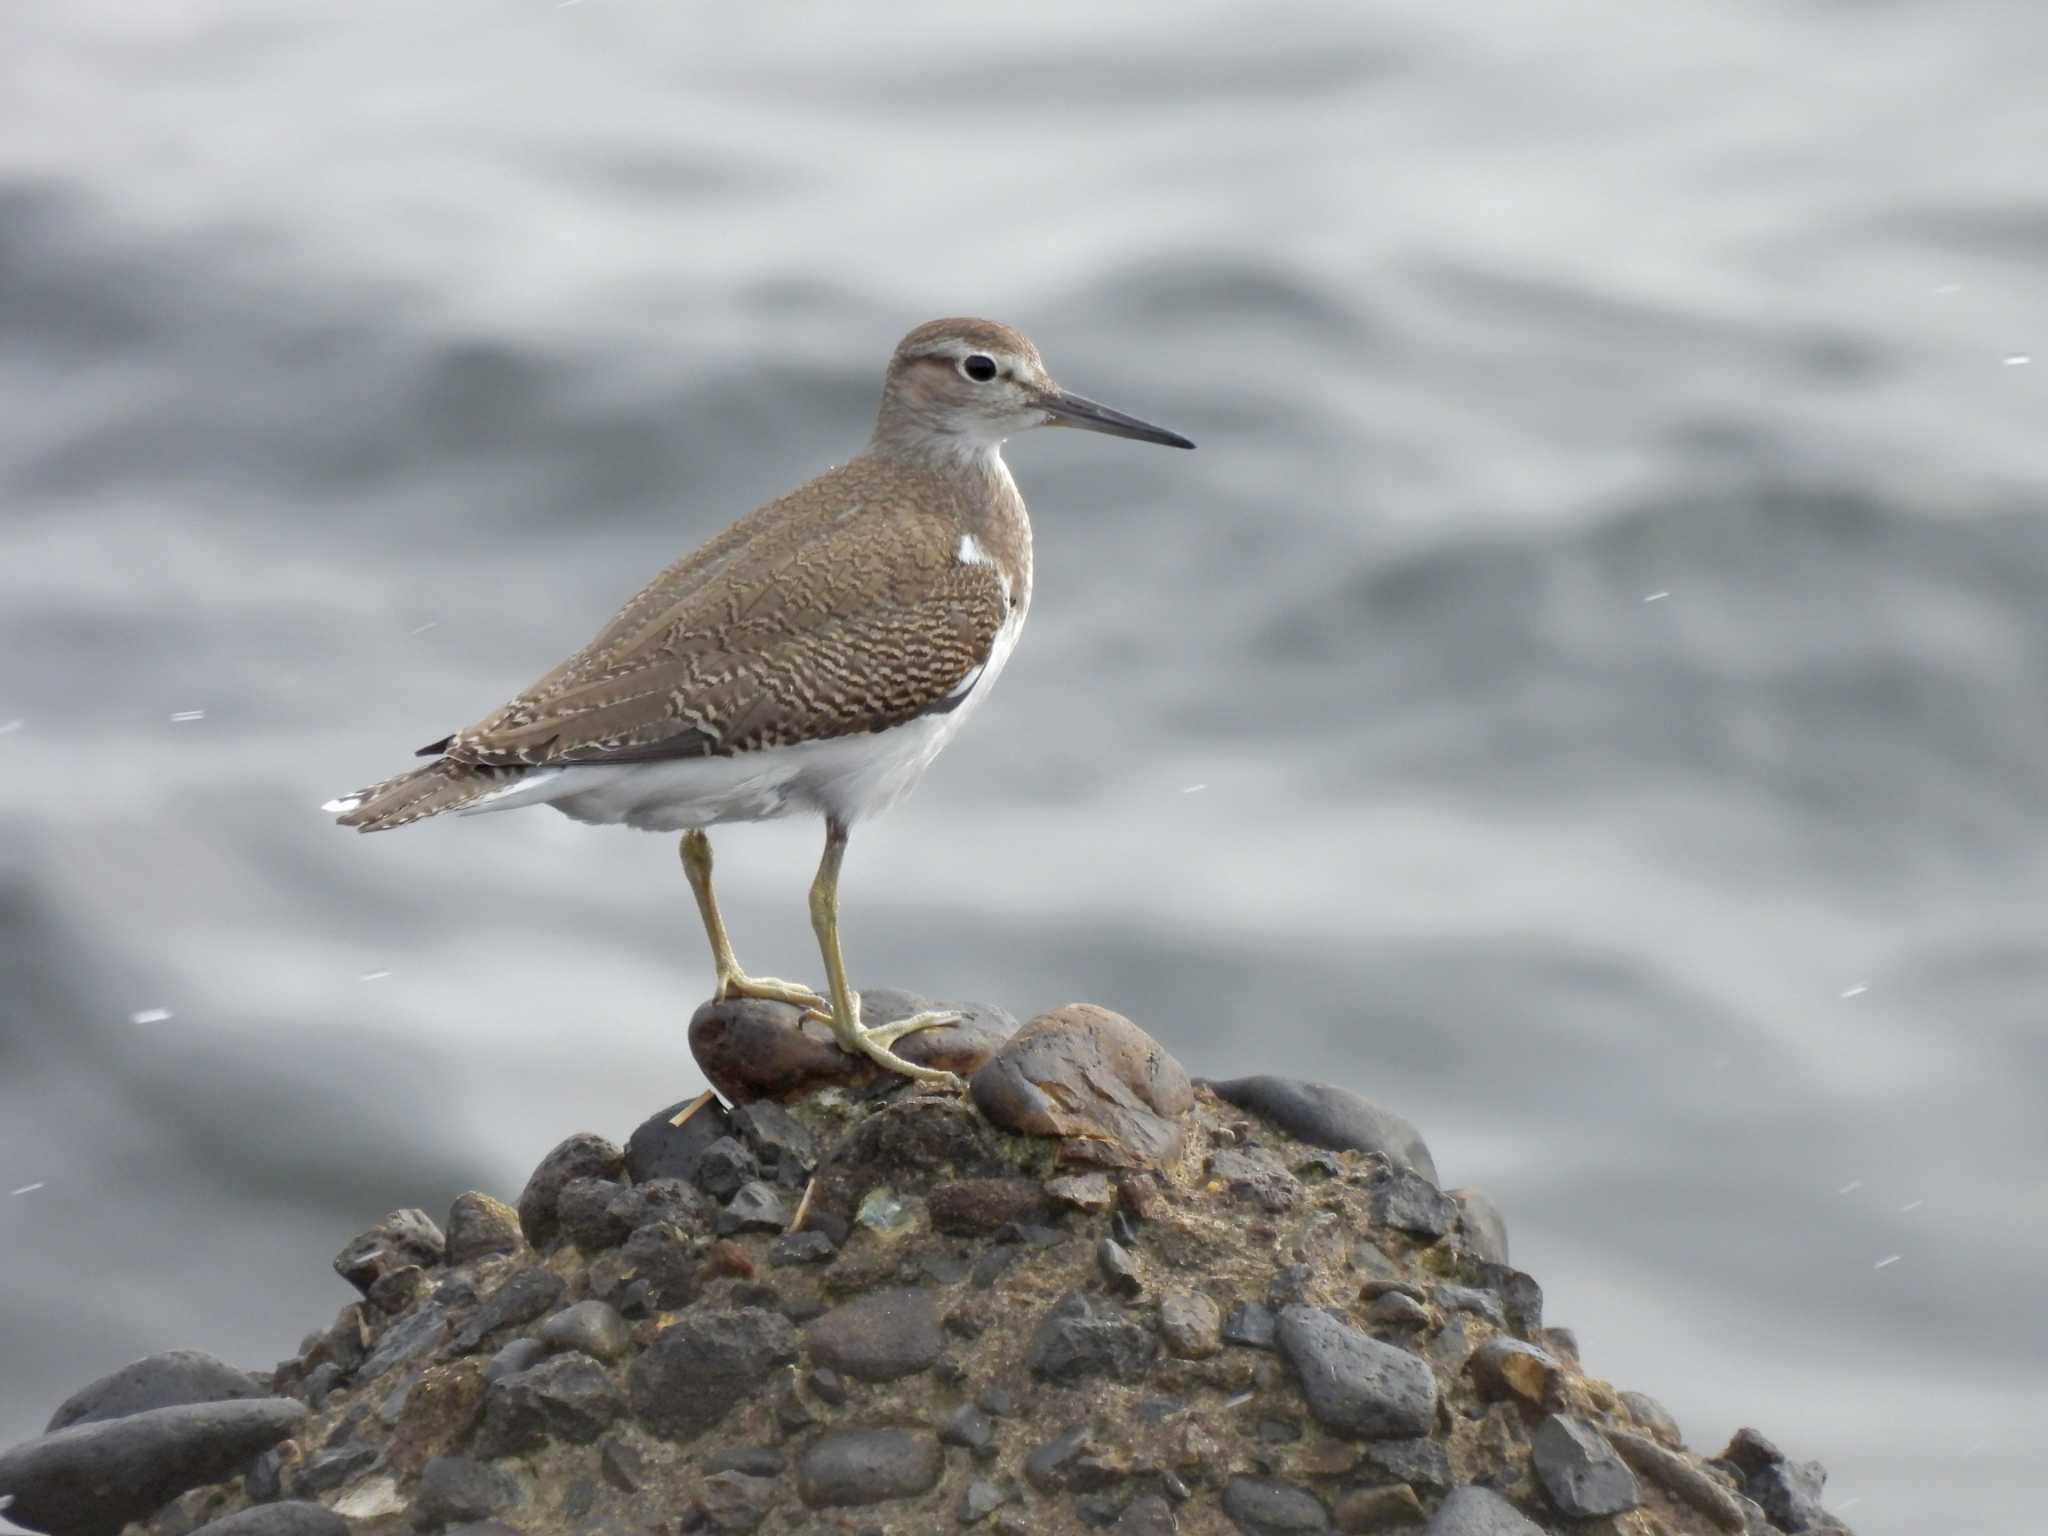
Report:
387,1359,487,1475
445,1192,524,1265
929,1177,1052,1234
690,995,1010,1104
969,1004,1193,1168
1334,1483,1426,1531
1467,1336,1564,1406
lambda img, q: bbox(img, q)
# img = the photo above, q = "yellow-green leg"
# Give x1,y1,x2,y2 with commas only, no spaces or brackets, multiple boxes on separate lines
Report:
805,818,961,1086
680,830,826,1010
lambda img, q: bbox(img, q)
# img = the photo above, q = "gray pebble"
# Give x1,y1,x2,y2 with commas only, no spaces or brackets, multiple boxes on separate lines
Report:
1358,1435,1451,1491
291,1443,376,1494
357,1305,451,1385
731,1101,819,1178
541,1299,632,1362
958,1476,1014,1523
332,1209,445,1296
1097,1238,1142,1298
1222,1301,1278,1350
1221,1476,1329,1533
444,1192,523,1265
187,1504,347,1536
1448,1188,1509,1265
627,1307,797,1442
718,1180,788,1234
556,1177,632,1252
452,1265,567,1354
0,1398,306,1536
1366,1166,1456,1238
805,1287,942,1382
475,1353,623,1456
1533,1414,1639,1518
1619,1389,1683,1447
1207,1147,1300,1213
1365,1292,1431,1328
1026,1291,1156,1383
483,1336,549,1385
45,1351,266,1433
1431,1285,1505,1325
1116,1493,1179,1535
1466,1336,1562,1406
1274,1305,1436,1439
518,1133,626,1247
694,1136,760,1201
1203,1076,1438,1183
1424,1487,1546,1535
1746,1457,1832,1533
770,1230,837,1267
1158,1290,1222,1358
696,1468,778,1531
940,1403,996,1453
615,1222,699,1310
794,1427,943,1507
416,1455,521,1526
624,1094,730,1186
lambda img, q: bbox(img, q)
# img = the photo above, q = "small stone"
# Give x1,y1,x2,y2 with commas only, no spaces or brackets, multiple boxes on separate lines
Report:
475,1354,623,1456
1465,1337,1561,1407
1268,1264,1316,1306
417,1455,521,1525
1275,1305,1437,1440
1745,1457,1831,1533
1202,1077,1437,1184
1365,1292,1430,1328
333,1209,446,1295
694,1136,761,1201
1421,1487,1544,1535
1332,1484,1425,1532
1045,1173,1116,1212
1023,1426,1104,1494
45,1351,266,1433
794,1427,944,1507
696,1469,779,1533
518,1133,626,1247
451,1265,567,1354
1620,1389,1683,1448
976,1385,1016,1417
1027,1290,1157,1383
0,1399,306,1536
940,1403,996,1452
1447,1189,1508,1265
598,1435,646,1492
855,1186,915,1233
929,1177,1053,1235
329,1477,404,1520
1207,1147,1301,1213
807,1367,849,1405
1365,1167,1455,1239
1720,1425,1784,1476
770,1230,837,1267
368,1265,431,1316
1117,1493,1179,1535
1461,1262,1543,1334
1430,1287,1504,1326
540,1299,632,1362
1097,1238,1142,1297
291,1443,377,1495
971,1004,1193,1167
691,995,1008,1103
1532,1415,1639,1518
1158,1290,1222,1358
1357,1438,1449,1492
804,1288,943,1383
1222,1476,1330,1533
615,1222,700,1310
607,1177,711,1237
358,1306,452,1385
731,1101,819,1178
1606,1427,1748,1533
1222,1301,1278,1350
445,1192,524,1265
555,1178,631,1252
388,1361,488,1474
959,1477,1014,1523
719,1180,788,1234
188,1505,348,1536
627,1307,797,1442
483,1337,548,1386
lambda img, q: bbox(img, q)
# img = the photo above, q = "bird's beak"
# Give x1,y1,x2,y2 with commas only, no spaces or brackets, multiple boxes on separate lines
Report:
1036,386,1195,449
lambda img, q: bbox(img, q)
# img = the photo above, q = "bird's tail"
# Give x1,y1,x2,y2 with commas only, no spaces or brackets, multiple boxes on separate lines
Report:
323,758,528,832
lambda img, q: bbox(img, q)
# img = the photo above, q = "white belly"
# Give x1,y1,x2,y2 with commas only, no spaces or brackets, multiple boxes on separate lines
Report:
460,605,1025,833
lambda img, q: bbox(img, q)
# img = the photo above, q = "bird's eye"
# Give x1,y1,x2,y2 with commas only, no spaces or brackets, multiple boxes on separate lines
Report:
961,354,998,383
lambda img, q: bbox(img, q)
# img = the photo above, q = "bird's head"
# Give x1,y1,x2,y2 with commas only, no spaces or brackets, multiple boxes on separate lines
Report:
874,316,1194,460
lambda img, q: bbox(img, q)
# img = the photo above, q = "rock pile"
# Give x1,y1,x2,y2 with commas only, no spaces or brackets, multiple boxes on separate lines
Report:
0,997,1857,1536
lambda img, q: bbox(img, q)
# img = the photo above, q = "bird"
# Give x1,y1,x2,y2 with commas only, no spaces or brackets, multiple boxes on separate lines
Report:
323,317,1194,1085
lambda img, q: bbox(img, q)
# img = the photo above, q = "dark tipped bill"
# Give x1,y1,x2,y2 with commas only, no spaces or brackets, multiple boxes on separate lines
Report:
1037,388,1195,449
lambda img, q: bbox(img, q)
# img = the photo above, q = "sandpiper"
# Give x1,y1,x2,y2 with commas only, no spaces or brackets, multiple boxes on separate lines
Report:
325,318,1193,1084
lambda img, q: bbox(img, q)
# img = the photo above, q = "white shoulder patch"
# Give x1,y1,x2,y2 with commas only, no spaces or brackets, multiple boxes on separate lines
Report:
957,530,995,568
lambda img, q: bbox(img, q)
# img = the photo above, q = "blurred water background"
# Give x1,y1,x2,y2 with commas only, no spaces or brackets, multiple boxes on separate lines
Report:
3,4,2046,1532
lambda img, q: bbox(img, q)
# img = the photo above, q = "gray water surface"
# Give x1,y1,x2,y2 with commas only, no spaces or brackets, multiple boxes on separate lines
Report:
4,6,2046,1534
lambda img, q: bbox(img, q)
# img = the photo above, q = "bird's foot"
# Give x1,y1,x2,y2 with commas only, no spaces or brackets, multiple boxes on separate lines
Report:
804,997,963,1086
714,968,828,1012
